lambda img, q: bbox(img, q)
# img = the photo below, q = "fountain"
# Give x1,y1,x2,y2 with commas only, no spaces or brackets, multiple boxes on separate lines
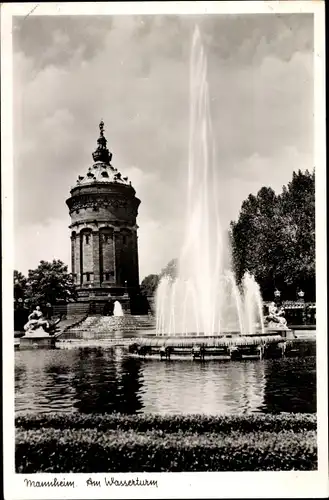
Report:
35,27,290,359
113,301,124,317
155,27,265,337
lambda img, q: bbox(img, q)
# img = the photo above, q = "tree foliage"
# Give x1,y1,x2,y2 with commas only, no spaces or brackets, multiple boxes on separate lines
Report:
14,270,27,301
230,169,315,301
160,258,178,280
140,274,160,297
14,260,76,307
140,259,178,297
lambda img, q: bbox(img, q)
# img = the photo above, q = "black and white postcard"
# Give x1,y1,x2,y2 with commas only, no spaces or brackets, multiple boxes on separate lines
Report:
1,1,327,499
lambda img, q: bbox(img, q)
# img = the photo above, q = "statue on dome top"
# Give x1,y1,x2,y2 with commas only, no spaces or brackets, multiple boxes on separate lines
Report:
92,120,112,164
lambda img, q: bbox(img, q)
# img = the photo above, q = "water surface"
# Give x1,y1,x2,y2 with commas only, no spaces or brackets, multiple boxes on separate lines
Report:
15,348,316,415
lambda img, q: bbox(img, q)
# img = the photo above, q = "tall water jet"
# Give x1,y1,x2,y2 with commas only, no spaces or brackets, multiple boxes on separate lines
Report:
155,26,264,336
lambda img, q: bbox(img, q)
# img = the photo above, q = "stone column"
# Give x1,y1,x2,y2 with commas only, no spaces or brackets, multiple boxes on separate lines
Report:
79,232,84,286
75,231,81,286
112,229,117,284
114,228,122,286
81,231,93,286
92,230,100,287
99,228,116,285
131,229,140,286
70,233,76,278
124,229,133,286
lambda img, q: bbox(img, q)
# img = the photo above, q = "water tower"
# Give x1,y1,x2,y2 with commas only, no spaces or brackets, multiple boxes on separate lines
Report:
66,121,141,313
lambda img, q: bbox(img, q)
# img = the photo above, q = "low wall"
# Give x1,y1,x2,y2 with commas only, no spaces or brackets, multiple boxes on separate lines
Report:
19,336,56,349
67,302,90,317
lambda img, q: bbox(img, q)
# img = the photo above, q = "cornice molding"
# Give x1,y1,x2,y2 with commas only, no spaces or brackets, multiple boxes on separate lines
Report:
70,220,138,233
67,193,139,218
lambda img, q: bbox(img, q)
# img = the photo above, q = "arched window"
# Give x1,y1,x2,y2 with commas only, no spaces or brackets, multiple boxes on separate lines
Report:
85,234,90,245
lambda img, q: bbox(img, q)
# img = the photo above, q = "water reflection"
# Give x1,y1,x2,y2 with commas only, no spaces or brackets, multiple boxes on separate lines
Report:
262,357,316,413
140,359,266,414
15,365,26,394
71,348,144,414
15,349,316,415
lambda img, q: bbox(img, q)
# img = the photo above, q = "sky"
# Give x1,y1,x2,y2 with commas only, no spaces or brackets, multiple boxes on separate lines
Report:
13,14,314,280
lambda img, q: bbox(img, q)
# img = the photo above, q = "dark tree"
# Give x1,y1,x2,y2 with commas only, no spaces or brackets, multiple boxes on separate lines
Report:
14,270,27,301
140,274,160,297
25,259,76,307
230,170,315,301
278,169,315,299
139,258,179,299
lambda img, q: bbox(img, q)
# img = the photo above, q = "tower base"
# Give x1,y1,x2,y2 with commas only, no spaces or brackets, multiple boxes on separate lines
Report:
67,286,148,317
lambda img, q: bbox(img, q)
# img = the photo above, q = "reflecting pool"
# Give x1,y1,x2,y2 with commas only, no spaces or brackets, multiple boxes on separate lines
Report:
15,348,316,415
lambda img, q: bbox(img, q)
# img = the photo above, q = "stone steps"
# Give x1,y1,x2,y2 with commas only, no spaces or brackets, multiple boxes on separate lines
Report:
56,314,87,331
60,314,156,339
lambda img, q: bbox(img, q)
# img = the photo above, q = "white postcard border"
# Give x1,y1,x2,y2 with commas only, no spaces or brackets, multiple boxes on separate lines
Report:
2,2,327,499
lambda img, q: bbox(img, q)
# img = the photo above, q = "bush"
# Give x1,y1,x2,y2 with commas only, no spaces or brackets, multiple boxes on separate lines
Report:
15,413,317,473
15,412,316,433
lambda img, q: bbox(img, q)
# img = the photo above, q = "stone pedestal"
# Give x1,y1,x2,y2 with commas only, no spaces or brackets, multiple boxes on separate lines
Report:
20,334,56,349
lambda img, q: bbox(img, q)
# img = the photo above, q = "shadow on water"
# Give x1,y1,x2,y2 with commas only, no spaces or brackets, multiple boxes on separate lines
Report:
71,348,144,414
262,357,316,413
15,348,316,415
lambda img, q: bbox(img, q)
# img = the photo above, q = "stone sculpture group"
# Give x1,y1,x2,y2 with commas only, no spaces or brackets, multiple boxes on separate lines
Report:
265,302,288,329
24,306,61,336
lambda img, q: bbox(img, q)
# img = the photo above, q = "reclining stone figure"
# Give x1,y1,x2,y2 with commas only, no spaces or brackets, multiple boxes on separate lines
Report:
24,306,62,336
